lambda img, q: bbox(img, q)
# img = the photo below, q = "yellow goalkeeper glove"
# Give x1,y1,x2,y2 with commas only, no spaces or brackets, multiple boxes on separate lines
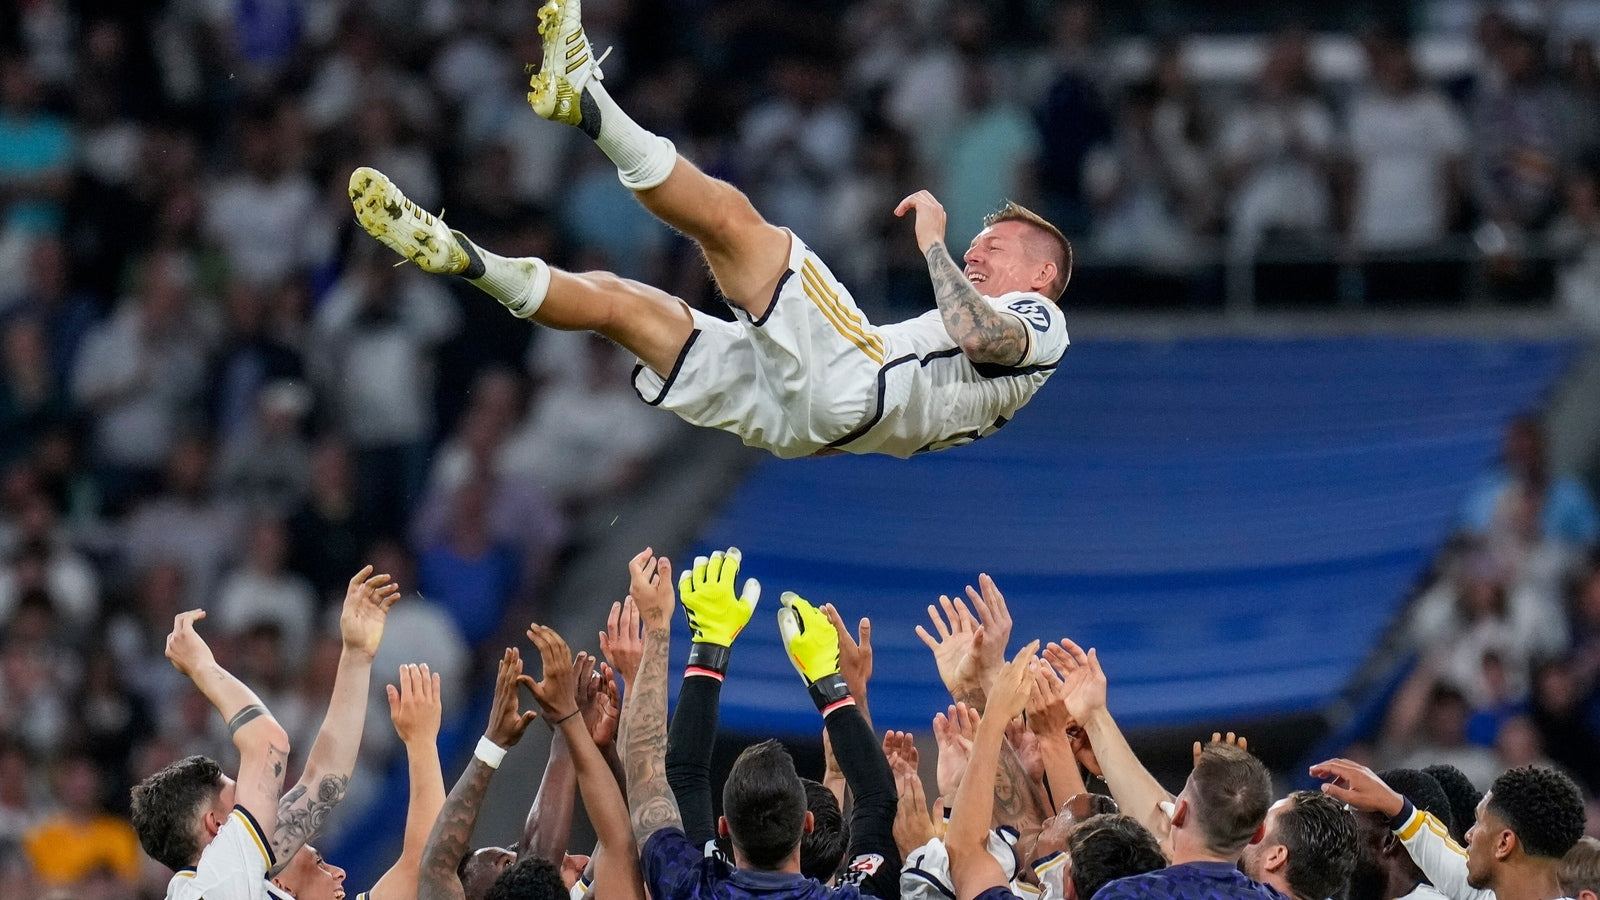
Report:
777,592,853,714
678,547,760,677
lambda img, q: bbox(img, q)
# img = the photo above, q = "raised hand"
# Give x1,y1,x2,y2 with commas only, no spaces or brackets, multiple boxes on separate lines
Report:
1028,657,1076,737
599,597,644,686
590,668,620,750
822,604,872,702
1310,758,1406,818
485,648,539,749
915,595,984,701
1192,732,1248,768
627,548,675,628
524,624,580,722
572,651,602,728
340,565,402,659
1005,718,1045,784
776,592,841,686
985,641,1040,723
1044,639,1107,722
893,189,949,254
678,547,760,647
165,609,217,678
965,574,1013,692
882,731,920,779
387,663,442,746
933,703,977,797
894,769,937,857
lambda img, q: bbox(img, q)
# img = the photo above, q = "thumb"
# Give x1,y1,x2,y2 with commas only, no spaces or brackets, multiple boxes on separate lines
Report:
741,578,761,610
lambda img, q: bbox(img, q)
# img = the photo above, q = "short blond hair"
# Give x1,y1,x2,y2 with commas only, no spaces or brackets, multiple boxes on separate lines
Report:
1561,836,1600,897
984,201,1073,299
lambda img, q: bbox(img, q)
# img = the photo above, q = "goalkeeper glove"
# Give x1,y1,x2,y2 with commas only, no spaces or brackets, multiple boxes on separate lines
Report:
777,592,852,715
678,547,759,677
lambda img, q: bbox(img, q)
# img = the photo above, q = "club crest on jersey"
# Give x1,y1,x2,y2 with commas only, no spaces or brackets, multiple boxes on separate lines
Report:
1007,298,1052,331
848,853,884,875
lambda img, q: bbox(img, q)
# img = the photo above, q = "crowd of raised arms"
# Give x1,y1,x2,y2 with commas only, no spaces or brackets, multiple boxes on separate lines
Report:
132,548,1595,900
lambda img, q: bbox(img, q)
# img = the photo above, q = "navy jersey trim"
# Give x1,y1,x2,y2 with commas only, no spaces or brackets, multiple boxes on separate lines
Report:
904,868,958,900
824,347,966,450
751,270,792,328
633,328,703,406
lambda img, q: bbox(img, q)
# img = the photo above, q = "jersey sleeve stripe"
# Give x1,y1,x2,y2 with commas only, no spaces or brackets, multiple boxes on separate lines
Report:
231,806,276,868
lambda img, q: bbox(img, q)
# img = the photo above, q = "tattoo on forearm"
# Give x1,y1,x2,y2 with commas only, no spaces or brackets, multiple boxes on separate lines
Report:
269,774,350,868
995,740,1045,829
228,704,266,735
419,759,495,900
926,241,1027,365
623,626,683,845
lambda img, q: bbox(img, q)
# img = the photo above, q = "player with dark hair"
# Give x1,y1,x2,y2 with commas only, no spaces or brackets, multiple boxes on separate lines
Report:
1241,790,1358,900
1420,765,1481,846
1344,769,1454,900
133,568,399,900
1064,813,1167,900
618,547,901,900
350,0,1072,461
1315,759,1586,900
800,780,850,883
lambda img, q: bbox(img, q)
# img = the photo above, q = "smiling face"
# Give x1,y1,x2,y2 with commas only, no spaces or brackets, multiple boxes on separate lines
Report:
274,845,346,900
962,220,1061,300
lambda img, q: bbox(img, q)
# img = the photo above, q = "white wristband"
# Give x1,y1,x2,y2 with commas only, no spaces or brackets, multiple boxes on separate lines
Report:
474,736,507,769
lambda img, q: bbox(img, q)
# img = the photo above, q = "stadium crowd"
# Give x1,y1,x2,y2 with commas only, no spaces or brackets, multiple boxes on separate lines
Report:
4,0,1600,898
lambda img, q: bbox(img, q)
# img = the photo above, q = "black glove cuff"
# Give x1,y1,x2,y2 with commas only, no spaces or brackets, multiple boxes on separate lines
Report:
807,673,853,713
686,642,732,675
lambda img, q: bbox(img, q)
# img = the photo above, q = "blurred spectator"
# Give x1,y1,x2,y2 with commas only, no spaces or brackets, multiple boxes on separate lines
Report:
70,253,211,502
1346,38,1469,251
818,124,928,317
0,490,98,634
1219,30,1336,254
0,317,73,469
1473,25,1572,237
1551,167,1600,331
1380,679,1501,789
1561,38,1600,161
1032,2,1114,237
313,246,458,529
1460,415,1598,546
215,379,313,515
74,650,155,806
884,5,993,174
20,749,140,889
936,58,1040,248
352,92,441,212
302,13,438,139
286,436,368,602
0,55,75,240
120,435,246,606
5,237,98,385
363,537,469,757
201,107,330,288
207,280,305,444
213,516,317,665
1528,659,1600,792
1085,43,1215,264
416,476,520,649
0,738,40,847
103,561,188,711
740,56,858,250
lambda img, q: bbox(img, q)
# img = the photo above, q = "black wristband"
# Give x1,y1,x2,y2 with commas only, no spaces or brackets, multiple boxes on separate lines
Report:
686,642,732,676
807,673,853,714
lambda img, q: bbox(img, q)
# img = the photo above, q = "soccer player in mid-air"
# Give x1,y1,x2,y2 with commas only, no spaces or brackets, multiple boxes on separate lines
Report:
349,0,1070,459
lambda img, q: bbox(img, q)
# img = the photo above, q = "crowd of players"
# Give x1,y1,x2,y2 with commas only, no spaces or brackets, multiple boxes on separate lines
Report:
121,547,1596,900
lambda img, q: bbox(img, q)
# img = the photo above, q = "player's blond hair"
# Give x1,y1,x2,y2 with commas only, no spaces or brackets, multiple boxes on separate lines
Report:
1561,836,1600,897
984,201,1073,299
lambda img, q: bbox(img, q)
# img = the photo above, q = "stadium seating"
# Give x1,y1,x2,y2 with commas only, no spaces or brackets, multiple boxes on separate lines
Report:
689,337,1579,732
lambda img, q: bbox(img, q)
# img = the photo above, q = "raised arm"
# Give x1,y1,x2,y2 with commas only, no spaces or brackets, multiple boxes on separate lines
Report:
527,625,646,900
368,664,446,900
621,548,684,846
1048,640,1173,845
895,191,1029,366
947,643,1038,900
1028,661,1090,814
668,548,759,844
270,567,400,869
418,649,540,900
166,610,292,834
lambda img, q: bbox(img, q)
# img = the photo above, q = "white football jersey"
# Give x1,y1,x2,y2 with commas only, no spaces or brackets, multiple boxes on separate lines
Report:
164,807,292,900
832,291,1069,457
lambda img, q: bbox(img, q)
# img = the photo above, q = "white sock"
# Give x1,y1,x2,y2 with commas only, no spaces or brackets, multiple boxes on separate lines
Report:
463,239,549,319
585,80,677,190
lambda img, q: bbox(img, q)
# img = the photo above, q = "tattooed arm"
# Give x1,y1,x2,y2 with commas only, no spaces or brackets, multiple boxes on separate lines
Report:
894,190,1029,365
420,649,541,900
165,610,292,835
621,549,684,846
269,567,400,871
